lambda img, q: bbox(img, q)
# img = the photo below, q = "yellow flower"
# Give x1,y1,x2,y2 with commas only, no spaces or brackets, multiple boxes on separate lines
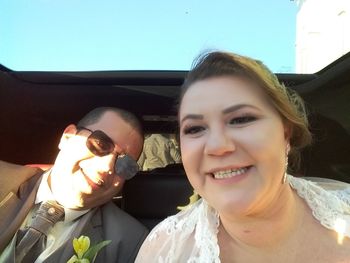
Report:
68,235,111,263
73,235,90,259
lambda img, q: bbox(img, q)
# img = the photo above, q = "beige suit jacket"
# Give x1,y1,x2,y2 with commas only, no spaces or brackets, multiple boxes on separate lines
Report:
0,160,148,263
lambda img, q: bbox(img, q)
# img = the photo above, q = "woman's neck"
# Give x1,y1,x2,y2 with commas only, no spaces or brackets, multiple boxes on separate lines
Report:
219,185,305,249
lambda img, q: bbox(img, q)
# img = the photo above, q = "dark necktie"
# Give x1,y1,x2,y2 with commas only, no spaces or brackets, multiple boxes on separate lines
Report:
15,200,65,263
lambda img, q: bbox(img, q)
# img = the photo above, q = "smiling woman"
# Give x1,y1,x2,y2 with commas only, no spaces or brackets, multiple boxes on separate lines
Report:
179,75,292,215
135,51,350,263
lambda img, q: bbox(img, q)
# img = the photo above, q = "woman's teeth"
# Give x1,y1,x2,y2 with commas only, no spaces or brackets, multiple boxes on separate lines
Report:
213,167,248,179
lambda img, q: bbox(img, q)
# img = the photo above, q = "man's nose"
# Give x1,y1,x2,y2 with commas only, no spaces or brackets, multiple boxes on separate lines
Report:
97,154,117,174
204,127,236,156
82,154,117,175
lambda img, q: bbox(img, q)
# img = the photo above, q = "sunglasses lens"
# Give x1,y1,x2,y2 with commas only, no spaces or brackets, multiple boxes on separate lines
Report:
115,155,139,180
82,128,138,179
86,130,115,156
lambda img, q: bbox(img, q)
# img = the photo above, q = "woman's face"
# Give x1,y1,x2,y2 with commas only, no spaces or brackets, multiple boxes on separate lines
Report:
179,76,289,217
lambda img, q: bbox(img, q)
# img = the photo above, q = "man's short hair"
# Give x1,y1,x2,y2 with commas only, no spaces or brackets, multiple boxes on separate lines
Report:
77,107,143,135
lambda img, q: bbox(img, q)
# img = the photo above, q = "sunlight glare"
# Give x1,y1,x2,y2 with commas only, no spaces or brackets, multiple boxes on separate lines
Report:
334,218,346,245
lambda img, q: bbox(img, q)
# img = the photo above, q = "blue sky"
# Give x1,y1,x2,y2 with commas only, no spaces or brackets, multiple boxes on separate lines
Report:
0,0,297,72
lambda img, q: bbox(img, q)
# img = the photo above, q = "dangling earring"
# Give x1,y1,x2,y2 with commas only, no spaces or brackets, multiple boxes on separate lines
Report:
283,143,290,184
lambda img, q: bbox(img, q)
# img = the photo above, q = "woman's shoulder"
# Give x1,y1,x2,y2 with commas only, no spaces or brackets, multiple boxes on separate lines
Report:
301,176,350,189
289,175,350,237
291,176,350,203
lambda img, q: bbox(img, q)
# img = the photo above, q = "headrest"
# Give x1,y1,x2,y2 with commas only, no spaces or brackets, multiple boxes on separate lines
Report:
121,164,193,219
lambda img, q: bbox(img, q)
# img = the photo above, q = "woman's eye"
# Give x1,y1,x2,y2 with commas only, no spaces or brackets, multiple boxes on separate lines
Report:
229,116,256,125
183,126,205,135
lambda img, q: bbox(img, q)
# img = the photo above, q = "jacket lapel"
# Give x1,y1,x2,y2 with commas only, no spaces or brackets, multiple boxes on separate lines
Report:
45,207,105,263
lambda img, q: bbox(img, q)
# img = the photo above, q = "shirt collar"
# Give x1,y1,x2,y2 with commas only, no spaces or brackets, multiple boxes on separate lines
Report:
35,170,89,223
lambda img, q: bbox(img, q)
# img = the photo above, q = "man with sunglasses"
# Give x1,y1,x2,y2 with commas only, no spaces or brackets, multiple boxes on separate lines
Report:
0,107,148,263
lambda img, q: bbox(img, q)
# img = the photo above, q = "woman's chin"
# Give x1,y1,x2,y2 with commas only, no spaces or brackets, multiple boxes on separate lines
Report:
211,193,256,217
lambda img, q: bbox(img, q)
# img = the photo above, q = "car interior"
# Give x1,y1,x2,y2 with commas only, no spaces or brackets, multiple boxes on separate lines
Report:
0,52,349,230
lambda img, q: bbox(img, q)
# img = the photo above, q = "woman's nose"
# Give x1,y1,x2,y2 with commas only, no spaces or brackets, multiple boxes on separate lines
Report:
204,128,235,156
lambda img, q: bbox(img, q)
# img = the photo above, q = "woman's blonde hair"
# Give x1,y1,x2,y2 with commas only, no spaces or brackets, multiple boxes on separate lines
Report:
179,51,312,171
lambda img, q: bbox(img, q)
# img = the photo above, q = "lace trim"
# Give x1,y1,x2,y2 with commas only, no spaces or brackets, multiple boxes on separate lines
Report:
147,200,221,262
288,175,350,237
332,188,350,207
193,201,220,263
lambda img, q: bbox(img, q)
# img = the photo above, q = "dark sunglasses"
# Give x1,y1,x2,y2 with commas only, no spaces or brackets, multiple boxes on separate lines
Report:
76,126,139,180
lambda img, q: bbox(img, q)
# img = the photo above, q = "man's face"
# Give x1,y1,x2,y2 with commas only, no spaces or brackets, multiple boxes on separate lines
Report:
50,111,143,210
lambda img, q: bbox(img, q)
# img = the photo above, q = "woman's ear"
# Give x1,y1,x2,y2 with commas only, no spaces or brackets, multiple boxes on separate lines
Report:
283,122,292,142
58,124,77,149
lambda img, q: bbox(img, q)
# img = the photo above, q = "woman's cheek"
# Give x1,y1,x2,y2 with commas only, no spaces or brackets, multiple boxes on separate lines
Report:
180,139,192,166
182,138,206,179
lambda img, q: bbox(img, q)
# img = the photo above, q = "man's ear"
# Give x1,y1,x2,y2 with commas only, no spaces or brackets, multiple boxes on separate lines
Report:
58,124,77,150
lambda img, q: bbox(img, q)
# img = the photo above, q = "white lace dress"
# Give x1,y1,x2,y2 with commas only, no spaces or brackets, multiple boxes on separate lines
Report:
135,175,350,263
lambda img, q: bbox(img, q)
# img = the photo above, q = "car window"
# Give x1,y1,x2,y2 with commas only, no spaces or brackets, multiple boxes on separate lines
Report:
1,0,348,73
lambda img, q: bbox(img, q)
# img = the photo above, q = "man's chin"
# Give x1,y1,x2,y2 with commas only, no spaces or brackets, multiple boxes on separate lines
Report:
52,192,85,210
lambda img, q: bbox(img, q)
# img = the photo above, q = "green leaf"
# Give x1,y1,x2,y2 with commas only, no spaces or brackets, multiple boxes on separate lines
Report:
67,255,79,263
83,240,112,262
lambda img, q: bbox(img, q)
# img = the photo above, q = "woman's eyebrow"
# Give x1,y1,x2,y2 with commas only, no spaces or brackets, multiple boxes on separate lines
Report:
222,104,260,114
180,114,203,124
180,104,260,124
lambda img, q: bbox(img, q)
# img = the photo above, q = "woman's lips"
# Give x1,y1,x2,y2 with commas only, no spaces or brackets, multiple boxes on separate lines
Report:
212,166,251,179
207,166,252,185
